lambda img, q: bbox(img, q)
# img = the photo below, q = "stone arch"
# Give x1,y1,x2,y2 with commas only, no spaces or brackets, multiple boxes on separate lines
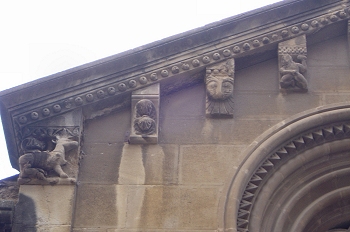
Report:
221,103,350,232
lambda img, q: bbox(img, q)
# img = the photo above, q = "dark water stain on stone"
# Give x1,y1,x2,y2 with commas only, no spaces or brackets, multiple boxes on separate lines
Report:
12,193,37,232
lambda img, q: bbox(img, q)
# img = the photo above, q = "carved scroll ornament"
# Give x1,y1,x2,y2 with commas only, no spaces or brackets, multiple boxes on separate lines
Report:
205,58,235,117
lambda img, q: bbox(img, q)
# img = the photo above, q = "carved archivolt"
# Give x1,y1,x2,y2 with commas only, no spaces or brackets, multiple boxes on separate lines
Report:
221,104,350,232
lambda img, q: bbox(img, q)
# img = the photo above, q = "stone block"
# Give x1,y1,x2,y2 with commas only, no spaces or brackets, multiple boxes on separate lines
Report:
116,144,178,185
36,225,71,232
14,185,74,226
74,184,117,227
160,84,205,119
142,144,179,185
235,58,279,92
308,67,350,92
180,145,244,184
324,94,350,105
138,186,219,230
73,228,105,232
83,110,130,144
78,143,124,184
117,144,145,185
234,92,321,118
160,116,282,146
307,35,349,67
107,230,217,232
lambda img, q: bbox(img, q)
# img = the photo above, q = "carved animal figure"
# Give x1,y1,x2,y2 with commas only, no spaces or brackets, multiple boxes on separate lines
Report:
20,163,47,180
280,54,307,90
18,134,78,181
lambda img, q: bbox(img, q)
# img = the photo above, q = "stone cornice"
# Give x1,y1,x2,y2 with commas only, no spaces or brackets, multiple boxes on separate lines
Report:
0,0,349,169
4,1,348,125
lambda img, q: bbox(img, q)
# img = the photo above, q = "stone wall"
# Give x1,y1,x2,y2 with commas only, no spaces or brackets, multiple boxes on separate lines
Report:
72,34,350,231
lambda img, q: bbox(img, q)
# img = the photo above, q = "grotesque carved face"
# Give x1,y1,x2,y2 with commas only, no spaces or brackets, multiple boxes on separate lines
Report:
205,59,235,117
206,70,234,100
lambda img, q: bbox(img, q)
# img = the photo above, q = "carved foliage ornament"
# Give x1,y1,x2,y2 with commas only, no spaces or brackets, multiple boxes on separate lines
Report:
205,58,235,117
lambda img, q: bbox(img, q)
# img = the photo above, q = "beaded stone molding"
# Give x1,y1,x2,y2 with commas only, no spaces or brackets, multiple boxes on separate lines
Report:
13,5,350,126
236,122,350,231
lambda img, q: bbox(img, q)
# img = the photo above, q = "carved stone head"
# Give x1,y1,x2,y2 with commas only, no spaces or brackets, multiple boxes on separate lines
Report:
206,72,234,100
280,54,293,67
205,59,235,117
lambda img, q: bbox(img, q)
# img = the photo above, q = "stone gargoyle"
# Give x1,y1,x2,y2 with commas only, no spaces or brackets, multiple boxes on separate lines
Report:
18,130,78,185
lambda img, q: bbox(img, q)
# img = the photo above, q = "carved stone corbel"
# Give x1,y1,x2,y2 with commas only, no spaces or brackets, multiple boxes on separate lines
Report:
129,83,159,144
278,34,308,92
17,127,80,185
348,20,350,61
205,58,235,117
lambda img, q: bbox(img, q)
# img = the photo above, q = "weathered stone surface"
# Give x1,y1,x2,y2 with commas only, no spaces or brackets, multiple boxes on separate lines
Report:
74,184,118,227
116,144,179,185
4,1,350,232
118,145,145,185
180,145,244,184
308,67,350,91
78,143,124,184
13,185,74,228
76,229,217,232
308,35,349,67
235,58,279,92
138,186,219,229
324,94,350,105
83,110,130,144
12,225,72,232
234,92,321,118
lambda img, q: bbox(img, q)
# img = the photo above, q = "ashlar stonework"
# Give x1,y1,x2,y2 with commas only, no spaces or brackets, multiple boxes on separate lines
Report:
2,1,350,232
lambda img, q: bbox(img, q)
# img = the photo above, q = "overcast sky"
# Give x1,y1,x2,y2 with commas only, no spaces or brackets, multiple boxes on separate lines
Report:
0,0,282,179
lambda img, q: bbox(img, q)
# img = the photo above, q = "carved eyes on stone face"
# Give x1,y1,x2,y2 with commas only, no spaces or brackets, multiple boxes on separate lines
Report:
206,77,233,100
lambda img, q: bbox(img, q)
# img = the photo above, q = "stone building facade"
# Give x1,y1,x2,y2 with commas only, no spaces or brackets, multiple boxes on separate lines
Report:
1,0,350,231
